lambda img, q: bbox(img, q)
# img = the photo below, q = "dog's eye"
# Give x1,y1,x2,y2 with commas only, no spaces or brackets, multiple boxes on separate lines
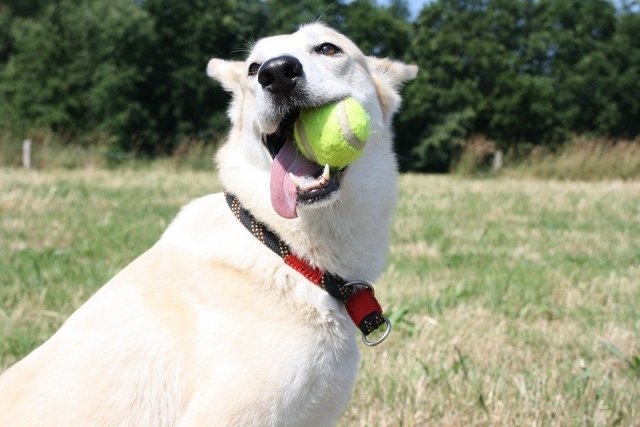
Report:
314,43,342,56
248,62,261,76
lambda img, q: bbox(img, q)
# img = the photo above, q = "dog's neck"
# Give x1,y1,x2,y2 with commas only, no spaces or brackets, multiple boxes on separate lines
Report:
224,191,390,342
216,131,397,283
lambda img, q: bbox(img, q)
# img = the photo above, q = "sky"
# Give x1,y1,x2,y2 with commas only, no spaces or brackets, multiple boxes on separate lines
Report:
406,0,432,17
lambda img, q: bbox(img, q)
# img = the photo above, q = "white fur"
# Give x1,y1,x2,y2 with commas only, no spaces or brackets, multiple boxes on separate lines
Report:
0,24,416,426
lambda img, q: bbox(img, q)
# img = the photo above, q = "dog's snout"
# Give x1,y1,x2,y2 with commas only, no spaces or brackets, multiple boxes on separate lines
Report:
258,56,303,95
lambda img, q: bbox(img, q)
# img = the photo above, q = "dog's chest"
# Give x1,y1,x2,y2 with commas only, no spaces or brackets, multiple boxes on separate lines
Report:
188,304,360,426
270,334,359,426
180,268,360,425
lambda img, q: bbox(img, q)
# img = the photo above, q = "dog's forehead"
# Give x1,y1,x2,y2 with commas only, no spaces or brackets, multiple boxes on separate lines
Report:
248,24,362,60
250,34,300,57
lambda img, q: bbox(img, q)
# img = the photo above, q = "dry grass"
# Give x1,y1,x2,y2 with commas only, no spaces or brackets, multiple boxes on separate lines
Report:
452,137,640,180
0,131,220,170
506,137,640,181
341,175,640,426
454,135,497,176
1,169,639,425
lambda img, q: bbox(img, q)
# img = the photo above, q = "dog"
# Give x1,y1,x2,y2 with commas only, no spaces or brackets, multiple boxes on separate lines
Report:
0,23,416,426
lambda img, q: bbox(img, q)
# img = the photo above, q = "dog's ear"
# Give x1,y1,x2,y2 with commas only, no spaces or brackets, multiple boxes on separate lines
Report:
366,57,417,122
207,59,245,93
367,57,418,88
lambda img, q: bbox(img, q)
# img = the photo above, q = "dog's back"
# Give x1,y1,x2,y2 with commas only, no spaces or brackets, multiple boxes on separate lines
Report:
0,194,359,426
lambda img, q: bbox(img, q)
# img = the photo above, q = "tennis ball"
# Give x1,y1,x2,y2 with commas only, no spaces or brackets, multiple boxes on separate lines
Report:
294,97,371,168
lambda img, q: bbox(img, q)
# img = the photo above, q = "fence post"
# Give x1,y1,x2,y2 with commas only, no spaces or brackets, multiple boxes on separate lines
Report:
22,139,32,169
492,149,503,172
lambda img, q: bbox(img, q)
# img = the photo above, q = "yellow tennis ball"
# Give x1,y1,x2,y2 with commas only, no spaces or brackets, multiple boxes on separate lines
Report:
294,97,371,168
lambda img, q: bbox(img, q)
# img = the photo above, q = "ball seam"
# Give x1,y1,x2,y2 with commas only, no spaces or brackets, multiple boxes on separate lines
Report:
338,101,367,150
295,118,318,163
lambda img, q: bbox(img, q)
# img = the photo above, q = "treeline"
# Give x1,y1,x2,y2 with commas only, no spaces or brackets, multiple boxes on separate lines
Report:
1,0,638,171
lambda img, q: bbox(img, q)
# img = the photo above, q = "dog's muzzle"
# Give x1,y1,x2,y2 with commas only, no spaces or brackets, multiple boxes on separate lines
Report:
257,55,346,219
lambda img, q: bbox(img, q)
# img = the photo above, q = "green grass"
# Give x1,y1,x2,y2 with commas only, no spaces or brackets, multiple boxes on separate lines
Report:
2,168,639,425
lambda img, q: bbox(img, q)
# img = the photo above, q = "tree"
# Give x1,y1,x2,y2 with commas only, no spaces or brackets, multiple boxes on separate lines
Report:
541,0,619,136
0,0,50,66
610,10,640,137
0,0,156,145
396,0,639,171
134,0,267,153
337,0,411,58
1,0,638,168
0,0,267,154
398,0,519,171
263,0,337,34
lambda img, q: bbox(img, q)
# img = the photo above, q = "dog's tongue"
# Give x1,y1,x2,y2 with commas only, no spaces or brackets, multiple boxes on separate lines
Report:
270,140,319,218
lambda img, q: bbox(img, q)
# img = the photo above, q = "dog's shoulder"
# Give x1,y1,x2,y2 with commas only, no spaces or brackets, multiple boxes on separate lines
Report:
157,192,259,264
161,192,230,244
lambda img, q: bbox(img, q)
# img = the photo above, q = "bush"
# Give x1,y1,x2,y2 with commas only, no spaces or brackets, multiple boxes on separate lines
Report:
454,135,497,176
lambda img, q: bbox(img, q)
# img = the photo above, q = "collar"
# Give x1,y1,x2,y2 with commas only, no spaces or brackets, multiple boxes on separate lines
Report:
225,192,391,346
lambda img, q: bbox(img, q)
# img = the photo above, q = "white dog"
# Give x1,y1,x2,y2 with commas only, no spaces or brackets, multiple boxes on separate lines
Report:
0,24,416,426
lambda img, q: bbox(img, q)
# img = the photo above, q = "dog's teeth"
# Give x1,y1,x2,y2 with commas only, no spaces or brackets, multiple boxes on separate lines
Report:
289,172,302,188
322,164,330,182
297,180,316,192
293,166,332,193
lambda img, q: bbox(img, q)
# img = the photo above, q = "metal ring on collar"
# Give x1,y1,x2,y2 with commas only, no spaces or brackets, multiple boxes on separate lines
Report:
344,280,375,295
362,317,392,347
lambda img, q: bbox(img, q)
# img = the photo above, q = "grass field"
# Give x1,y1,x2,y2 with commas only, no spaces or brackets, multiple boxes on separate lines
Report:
1,168,639,426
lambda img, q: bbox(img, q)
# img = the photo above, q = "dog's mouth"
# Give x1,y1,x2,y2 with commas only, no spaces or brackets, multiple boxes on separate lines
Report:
264,109,344,219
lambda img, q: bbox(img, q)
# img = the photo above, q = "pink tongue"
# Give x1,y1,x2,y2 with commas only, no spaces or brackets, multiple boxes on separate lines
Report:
270,140,320,218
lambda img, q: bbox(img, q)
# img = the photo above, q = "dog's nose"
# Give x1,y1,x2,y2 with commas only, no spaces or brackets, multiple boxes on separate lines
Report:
258,56,303,95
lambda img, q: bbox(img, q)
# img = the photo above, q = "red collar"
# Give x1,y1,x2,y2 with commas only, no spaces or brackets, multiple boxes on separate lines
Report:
225,192,391,346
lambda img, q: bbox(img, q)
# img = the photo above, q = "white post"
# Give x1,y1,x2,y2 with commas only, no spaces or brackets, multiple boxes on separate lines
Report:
22,139,32,169
492,149,503,172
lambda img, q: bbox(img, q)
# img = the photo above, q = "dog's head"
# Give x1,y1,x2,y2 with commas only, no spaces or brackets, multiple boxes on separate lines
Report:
208,24,415,276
